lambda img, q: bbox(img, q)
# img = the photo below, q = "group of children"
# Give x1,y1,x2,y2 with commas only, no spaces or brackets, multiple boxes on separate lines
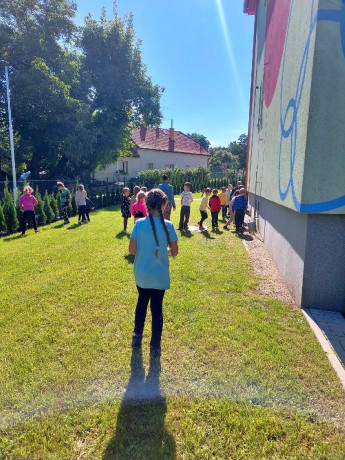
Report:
19,181,95,236
121,180,248,234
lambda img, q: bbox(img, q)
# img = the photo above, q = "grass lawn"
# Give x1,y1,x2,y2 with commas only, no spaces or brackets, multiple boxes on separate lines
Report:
0,203,344,459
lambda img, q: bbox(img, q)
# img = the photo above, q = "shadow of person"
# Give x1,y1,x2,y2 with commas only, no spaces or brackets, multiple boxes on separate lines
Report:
103,348,176,460
200,230,215,240
124,254,135,264
116,231,131,240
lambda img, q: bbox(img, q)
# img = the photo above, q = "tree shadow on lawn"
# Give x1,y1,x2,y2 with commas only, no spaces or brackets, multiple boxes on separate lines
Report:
103,348,176,460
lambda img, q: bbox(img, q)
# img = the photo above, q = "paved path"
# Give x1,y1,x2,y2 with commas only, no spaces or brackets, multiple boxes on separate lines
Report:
303,308,345,388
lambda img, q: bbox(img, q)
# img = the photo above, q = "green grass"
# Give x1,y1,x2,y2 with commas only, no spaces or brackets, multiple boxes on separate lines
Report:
0,204,344,459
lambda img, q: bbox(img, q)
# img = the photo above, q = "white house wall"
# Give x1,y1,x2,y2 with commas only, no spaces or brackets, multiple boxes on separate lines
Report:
94,149,209,182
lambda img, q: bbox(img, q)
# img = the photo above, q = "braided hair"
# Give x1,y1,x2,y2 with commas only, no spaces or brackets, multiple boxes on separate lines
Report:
146,189,171,257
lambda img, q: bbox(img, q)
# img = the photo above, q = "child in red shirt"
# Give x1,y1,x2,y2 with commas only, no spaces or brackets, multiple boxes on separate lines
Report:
209,189,221,229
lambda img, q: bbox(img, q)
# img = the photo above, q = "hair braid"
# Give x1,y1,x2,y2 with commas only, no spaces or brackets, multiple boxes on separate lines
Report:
148,210,159,257
158,208,171,248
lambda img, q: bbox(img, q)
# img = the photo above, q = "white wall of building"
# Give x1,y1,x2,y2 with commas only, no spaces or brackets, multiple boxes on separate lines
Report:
94,149,209,182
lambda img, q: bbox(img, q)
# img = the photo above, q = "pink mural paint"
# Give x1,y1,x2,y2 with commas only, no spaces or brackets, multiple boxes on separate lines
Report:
264,0,291,107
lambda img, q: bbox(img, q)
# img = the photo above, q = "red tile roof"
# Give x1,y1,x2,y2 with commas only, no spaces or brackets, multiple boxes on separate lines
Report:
131,127,210,157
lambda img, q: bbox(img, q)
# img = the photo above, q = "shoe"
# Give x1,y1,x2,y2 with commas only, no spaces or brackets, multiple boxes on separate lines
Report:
132,334,142,347
183,226,189,230
63,220,70,225
150,345,161,357
177,227,182,230
35,230,40,234
199,226,205,231
223,225,229,230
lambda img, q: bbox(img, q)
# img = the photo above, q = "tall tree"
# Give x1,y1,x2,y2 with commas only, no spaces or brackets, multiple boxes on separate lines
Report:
209,147,239,171
229,133,248,170
186,133,211,152
78,12,163,171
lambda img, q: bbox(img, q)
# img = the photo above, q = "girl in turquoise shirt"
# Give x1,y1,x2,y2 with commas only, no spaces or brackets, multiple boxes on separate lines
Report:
129,189,179,356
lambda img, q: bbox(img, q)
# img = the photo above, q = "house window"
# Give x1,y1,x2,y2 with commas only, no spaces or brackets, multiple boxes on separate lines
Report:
147,163,154,170
165,164,174,170
118,160,128,174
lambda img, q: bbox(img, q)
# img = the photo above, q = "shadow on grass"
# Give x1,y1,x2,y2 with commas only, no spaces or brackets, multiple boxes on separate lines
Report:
51,222,66,229
116,230,131,239
124,254,135,264
178,229,194,238
2,234,23,242
66,223,83,230
231,230,254,241
200,230,215,240
103,348,176,460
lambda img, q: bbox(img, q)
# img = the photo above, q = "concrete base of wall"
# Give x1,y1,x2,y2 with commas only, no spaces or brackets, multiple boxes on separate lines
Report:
248,193,345,312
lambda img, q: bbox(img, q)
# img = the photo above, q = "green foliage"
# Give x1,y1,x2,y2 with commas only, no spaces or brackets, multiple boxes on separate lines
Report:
35,188,46,225
0,1,163,178
136,166,235,193
49,193,59,220
209,147,239,172
185,132,211,151
43,190,54,223
2,179,19,234
0,201,7,232
229,133,248,170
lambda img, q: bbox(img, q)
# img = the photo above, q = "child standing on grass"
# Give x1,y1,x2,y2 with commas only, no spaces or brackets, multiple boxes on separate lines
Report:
57,181,71,225
130,186,140,214
178,182,193,230
75,184,87,224
219,187,228,219
129,189,178,357
198,187,211,231
209,189,221,230
19,185,39,236
85,197,95,222
132,191,148,222
232,188,248,233
121,187,131,231
223,190,239,230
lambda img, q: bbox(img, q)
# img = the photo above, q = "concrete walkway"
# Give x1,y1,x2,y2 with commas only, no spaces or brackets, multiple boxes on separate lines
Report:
303,308,345,388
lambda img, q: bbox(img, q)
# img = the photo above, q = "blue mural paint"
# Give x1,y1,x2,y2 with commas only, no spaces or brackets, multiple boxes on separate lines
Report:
278,0,345,213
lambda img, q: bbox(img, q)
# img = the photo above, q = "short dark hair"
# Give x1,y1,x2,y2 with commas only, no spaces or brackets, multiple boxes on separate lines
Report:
162,174,169,181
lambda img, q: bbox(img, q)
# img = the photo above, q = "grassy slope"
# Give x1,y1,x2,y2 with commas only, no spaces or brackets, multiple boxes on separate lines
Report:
0,205,344,459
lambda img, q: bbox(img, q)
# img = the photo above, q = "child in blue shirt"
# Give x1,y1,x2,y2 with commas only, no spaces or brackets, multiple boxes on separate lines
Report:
129,188,179,356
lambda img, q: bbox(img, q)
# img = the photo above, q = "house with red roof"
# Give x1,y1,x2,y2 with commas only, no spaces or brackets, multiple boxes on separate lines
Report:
94,127,210,182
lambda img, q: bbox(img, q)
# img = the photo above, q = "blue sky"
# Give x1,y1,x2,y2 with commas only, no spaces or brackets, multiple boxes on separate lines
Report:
75,1,254,147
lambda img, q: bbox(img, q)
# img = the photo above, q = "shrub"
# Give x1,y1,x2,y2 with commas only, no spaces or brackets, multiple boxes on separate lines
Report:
49,193,59,220
43,190,54,223
2,179,19,234
35,188,47,225
0,202,7,232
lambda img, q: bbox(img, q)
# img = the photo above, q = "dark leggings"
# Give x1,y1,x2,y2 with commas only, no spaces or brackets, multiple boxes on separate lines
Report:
78,205,86,222
199,210,208,225
22,210,37,234
235,209,245,230
134,286,165,348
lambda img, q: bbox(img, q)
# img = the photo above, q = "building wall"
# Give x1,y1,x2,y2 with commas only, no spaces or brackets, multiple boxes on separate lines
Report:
94,149,209,182
248,0,345,215
247,0,345,310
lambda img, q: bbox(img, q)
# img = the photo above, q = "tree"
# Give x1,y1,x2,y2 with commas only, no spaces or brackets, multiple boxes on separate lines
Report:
186,133,211,152
0,1,163,178
35,188,46,225
2,179,19,233
0,201,7,232
209,148,239,171
49,193,59,220
43,190,54,223
229,133,248,170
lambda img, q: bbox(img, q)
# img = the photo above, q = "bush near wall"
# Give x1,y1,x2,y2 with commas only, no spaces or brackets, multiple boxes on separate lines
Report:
136,167,245,193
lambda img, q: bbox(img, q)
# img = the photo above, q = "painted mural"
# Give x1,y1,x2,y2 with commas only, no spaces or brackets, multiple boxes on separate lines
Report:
248,0,345,214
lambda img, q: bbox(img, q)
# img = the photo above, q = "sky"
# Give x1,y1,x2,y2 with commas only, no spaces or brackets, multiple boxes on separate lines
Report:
75,1,254,147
